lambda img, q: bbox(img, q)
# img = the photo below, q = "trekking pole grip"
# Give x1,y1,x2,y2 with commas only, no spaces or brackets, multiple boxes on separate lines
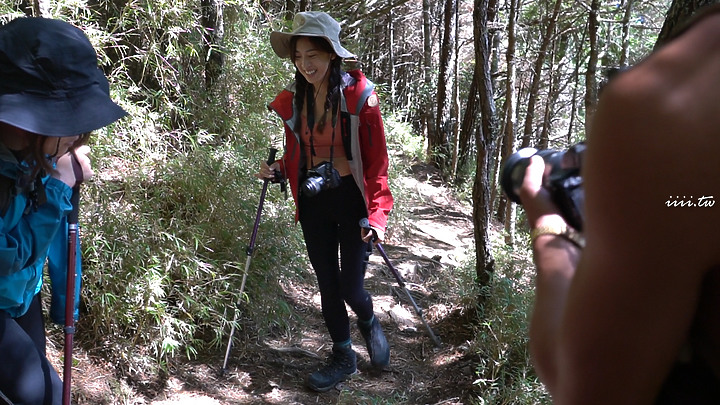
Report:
358,217,375,241
68,186,80,223
267,148,278,166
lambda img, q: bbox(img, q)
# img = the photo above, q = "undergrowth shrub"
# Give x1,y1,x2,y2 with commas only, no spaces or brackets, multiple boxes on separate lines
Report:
382,113,424,241
462,232,550,404
79,143,305,372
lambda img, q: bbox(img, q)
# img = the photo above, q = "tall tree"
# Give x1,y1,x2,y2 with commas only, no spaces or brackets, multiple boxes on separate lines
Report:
388,4,396,102
565,27,586,143
449,3,461,178
20,0,50,16
655,0,719,48
421,0,434,146
457,73,478,180
520,0,563,148
584,0,600,134
538,35,564,149
499,0,520,245
201,0,225,90
429,0,458,172
619,0,635,66
472,0,498,297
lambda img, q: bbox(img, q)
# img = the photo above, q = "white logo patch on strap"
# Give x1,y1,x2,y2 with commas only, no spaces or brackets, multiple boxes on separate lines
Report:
367,94,379,108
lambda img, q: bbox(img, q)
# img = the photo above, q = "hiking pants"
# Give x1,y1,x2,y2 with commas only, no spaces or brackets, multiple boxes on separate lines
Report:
0,294,62,405
299,175,374,344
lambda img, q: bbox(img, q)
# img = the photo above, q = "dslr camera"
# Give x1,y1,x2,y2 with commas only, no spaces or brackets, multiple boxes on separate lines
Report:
302,161,342,197
500,143,586,231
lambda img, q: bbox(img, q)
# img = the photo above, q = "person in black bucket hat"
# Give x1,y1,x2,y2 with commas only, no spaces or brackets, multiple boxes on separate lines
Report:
258,11,393,392
0,17,126,404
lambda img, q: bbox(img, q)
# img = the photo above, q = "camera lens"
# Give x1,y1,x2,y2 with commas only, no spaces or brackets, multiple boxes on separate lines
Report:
500,148,561,203
500,147,539,204
302,176,325,197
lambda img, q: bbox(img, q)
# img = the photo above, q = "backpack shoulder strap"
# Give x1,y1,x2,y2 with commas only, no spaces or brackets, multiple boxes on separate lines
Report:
342,70,376,116
355,78,375,115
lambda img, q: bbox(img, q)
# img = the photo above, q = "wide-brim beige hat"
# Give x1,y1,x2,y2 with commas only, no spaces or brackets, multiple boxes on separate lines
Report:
270,12,355,59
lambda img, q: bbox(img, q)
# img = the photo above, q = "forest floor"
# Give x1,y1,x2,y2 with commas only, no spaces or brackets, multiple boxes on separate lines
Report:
47,160,487,405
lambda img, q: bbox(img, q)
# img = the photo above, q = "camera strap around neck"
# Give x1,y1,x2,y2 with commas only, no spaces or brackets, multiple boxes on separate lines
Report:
306,87,338,168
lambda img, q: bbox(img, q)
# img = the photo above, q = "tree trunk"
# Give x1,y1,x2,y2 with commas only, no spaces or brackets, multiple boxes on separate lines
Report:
450,4,460,178
285,0,295,17
458,73,478,182
619,0,635,66
655,0,719,49
33,0,51,17
422,0,434,141
584,0,599,134
389,4,396,103
499,0,519,245
520,0,563,148
472,0,498,299
201,0,225,91
566,28,586,143
17,0,49,16
430,0,458,172
539,39,562,149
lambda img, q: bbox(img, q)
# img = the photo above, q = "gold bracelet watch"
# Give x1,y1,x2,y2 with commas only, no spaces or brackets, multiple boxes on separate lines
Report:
530,222,585,249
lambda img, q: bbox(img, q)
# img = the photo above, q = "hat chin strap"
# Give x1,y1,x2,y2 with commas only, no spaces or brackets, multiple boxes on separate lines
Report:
49,138,61,159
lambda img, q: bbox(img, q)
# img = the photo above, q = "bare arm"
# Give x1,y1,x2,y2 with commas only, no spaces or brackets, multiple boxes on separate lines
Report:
519,12,720,404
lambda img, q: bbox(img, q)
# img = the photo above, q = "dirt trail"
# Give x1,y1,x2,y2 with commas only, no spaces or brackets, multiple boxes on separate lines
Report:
50,161,479,404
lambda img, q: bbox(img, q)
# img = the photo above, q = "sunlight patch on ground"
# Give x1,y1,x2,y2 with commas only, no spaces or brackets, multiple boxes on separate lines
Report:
150,392,221,404
432,349,466,367
149,378,219,404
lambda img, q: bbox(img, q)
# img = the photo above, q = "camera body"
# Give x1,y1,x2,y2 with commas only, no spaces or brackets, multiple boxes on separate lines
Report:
302,161,342,197
500,143,586,231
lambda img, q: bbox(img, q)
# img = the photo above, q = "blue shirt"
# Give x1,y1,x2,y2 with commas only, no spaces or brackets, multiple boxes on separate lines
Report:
0,144,77,319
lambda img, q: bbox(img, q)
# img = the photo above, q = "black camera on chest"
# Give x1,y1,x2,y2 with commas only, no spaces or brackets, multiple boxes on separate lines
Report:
302,161,342,197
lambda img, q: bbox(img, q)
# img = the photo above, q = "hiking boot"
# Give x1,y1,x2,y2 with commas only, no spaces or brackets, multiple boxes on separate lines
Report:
358,316,390,368
306,345,357,392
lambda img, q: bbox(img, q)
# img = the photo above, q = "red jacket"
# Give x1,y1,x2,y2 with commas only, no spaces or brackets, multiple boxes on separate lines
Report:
267,69,393,233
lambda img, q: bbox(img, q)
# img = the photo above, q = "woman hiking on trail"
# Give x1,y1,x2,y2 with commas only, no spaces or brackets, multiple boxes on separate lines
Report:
0,18,127,404
257,11,394,392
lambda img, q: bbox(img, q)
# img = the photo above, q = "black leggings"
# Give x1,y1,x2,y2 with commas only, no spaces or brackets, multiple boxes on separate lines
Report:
299,175,374,344
0,294,62,405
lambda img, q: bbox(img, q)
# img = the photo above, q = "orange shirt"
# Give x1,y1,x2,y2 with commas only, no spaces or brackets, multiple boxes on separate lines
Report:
300,114,351,176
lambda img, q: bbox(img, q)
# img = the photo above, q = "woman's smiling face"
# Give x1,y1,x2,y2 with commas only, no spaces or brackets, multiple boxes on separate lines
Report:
293,36,336,87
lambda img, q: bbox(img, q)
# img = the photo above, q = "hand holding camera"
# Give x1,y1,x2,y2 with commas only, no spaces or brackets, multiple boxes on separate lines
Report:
501,143,585,232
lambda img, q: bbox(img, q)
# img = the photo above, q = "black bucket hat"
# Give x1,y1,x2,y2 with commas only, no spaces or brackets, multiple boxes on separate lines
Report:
0,17,127,137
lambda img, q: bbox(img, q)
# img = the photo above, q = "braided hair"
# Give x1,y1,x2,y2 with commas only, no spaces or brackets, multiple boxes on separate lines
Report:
289,36,343,135
0,127,91,214
25,132,91,178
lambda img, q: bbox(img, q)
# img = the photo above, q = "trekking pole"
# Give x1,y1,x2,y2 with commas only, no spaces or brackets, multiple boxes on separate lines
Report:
0,389,12,405
63,184,80,405
359,218,442,347
221,147,278,375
